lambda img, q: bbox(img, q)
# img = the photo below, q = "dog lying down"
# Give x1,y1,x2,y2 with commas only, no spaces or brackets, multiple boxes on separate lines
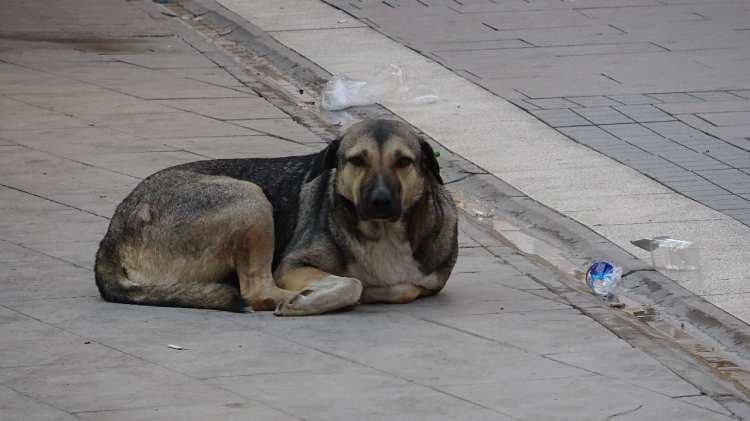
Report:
95,119,458,316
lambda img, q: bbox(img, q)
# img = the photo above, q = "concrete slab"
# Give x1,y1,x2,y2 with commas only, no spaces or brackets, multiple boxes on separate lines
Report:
89,111,257,138
160,135,316,158
0,363,241,414
210,370,512,421
0,385,79,421
440,375,732,421
154,97,289,120
232,118,324,143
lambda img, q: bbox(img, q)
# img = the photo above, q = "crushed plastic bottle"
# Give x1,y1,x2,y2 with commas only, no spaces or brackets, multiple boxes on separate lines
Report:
320,64,439,111
585,261,622,297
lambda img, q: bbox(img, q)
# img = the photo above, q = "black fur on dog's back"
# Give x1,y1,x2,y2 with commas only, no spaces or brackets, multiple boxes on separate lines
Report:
170,144,336,269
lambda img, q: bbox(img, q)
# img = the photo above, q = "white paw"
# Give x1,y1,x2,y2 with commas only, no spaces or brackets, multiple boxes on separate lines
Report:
274,276,363,316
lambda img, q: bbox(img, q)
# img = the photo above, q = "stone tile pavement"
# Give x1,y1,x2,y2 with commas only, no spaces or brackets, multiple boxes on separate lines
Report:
327,0,750,226
0,0,744,419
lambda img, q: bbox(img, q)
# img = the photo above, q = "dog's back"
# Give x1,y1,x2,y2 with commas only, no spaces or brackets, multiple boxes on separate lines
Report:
172,154,321,264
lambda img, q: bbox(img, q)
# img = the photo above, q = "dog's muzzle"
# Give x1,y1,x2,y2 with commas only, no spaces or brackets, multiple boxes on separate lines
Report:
360,177,401,221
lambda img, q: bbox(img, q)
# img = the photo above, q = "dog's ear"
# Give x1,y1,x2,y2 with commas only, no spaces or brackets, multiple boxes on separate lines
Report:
306,137,341,182
419,136,444,185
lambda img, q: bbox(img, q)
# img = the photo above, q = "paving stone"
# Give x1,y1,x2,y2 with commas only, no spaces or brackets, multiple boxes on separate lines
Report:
0,385,79,421
440,375,730,421
0,97,89,131
608,94,662,105
573,107,633,125
664,179,724,192
0,258,97,302
558,125,622,147
547,346,701,397
614,105,675,123
8,91,171,116
210,370,510,421
697,168,750,185
697,111,750,127
232,118,323,143
689,91,746,102
529,109,591,127
153,97,288,120
523,98,579,109
89,112,257,139
0,363,240,414
699,195,750,210
161,135,315,159
566,96,622,107
262,312,585,386
645,121,709,136
647,93,705,103
425,309,627,355
74,403,298,421
656,100,750,115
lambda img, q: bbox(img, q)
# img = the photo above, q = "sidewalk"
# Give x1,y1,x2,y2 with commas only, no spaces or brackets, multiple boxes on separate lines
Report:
211,0,750,325
0,0,748,420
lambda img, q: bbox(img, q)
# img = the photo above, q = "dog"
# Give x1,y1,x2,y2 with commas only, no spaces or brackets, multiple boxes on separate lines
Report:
94,119,458,316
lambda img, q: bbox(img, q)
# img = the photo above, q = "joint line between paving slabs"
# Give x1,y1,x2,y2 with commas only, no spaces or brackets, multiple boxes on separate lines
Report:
252,324,520,419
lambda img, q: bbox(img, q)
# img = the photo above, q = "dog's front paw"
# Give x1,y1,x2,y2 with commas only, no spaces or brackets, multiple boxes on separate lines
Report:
274,276,363,316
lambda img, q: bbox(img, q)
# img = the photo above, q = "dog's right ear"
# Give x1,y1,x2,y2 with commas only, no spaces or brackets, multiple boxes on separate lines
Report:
305,137,341,182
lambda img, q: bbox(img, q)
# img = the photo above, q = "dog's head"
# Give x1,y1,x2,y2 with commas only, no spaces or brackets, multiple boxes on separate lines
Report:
310,119,443,222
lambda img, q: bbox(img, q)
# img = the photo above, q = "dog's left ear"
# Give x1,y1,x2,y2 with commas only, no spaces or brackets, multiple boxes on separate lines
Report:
419,137,444,185
306,137,341,182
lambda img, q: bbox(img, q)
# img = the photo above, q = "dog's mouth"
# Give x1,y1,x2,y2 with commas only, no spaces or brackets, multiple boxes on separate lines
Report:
357,205,402,223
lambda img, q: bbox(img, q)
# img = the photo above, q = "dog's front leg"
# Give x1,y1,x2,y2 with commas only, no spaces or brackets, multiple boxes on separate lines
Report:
274,267,363,316
360,285,425,304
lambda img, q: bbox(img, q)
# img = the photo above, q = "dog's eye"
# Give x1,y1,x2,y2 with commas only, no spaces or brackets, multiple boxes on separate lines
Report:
348,155,366,167
394,157,413,168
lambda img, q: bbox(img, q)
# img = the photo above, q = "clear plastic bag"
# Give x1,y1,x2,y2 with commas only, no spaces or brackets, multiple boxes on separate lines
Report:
320,64,439,111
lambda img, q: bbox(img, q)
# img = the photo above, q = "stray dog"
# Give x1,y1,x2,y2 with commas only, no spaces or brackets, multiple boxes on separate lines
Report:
95,119,458,315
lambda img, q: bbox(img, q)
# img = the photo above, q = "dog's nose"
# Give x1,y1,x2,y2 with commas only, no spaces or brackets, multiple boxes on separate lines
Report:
368,187,393,212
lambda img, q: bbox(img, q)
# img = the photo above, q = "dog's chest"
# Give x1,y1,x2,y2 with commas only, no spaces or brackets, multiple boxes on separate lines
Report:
345,224,427,287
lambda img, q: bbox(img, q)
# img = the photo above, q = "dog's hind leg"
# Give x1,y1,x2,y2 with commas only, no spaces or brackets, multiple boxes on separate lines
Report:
233,207,297,311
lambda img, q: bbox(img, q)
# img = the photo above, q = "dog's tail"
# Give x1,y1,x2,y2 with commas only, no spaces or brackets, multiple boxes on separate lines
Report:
94,246,246,312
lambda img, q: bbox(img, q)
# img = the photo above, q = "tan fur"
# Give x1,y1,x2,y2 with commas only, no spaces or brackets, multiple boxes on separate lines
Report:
346,220,447,299
336,133,424,212
275,266,331,291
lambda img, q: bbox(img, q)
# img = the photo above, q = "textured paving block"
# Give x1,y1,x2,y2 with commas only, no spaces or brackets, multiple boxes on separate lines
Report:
656,100,750,115
689,91,746,102
529,108,590,127
153,97,288,120
524,98,579,109
697,111,750,127
601,123,658,139
573,107,633,125
645,121,706,136
566,96,621,107
0,385,79,421
558,125,622,147
441,375,730,421
608,94,661,105
614,105,674,123
697,168,750,184
699,195,750,210
665,179,723,192
647,93,705,103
